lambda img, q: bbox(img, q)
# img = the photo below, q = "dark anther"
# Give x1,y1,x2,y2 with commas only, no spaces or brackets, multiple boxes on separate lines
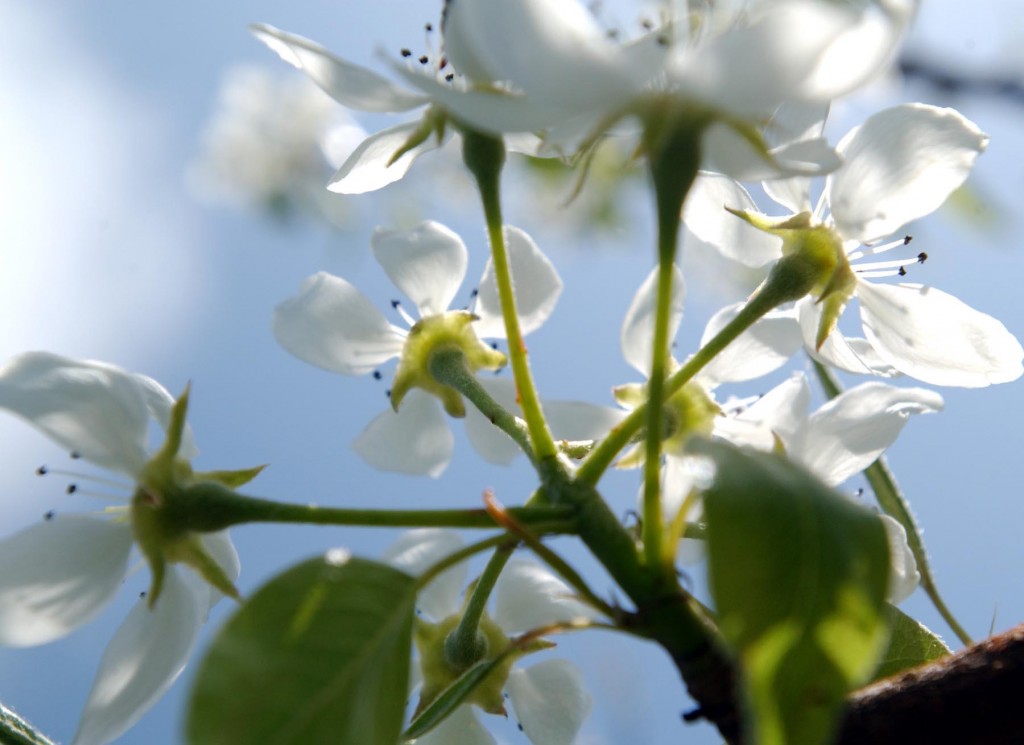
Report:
470,288,479,298
425,22,433,31
903,235,913,245
898,266,907,276
641,18,654,30
917,251,928,263
36,465,48,476
657,34,670,46
66,484,78,494
140,591,147,599
445,73,454,82
391,299,401,309
44,510,55,521
855,488,864,497
682,706,705,723
490,342,499,350
418,55,429,65
517,723,524,732
373,370,383,381
70,451,81,459
385,389,392,398
400,48,412,58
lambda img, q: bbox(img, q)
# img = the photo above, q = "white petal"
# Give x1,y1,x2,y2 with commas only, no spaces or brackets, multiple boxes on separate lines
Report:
494,560,598,634
249,24,426,112
464,377,522,466
71,569,204,745
0,352,161,476
683,174,782,268
474,227,563,339
411,704,495,745
328,121,445,195
620,265,685,376
382,529,466,621
699,304,802,385
372,222,468,318
734,373,811,447
880,515,920,604
0,516,132,647
670,1,873,117
829,105,988,243
544,400,627,443
797,297,899,377
441,0,638,114
793,382,943,486
507,659,591,745
351,392,454,477
858,282,1024,387
702,125,841,182
273,272,405,376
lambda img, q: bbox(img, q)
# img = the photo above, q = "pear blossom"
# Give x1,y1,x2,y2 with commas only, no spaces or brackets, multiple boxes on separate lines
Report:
429,0,917,176
273,220,562,477
701,103,1024,387
384,530,596,745
188,64,367,223
0,352,242,745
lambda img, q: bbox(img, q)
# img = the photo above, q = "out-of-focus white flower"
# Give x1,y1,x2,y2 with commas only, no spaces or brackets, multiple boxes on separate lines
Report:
273,221,562,477
0,352,243,745
384,530,596,745
188,64,365,223
432,0,917,176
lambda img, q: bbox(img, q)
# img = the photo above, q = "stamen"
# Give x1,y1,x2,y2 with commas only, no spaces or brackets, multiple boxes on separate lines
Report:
372,370,383,381
390,300,417,327
847,235,914,262
418,55,429,65
35,466,132,491
854,257,917,272
400,48,412,58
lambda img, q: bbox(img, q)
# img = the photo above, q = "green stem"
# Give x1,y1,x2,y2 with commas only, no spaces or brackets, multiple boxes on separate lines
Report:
429,348,534,465
445,542,516,669
166,483,576,535
416,534,512,591
461,129,559,466
579,285,780,486
640,120,700,570
811,360,973,646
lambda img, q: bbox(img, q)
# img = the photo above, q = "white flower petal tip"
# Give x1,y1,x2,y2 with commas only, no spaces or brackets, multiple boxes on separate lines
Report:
352,391,454,478
273,272,404,376
71,571,204,745
248,24,427,113
328,121,443,195
474,227,563,339
880,515,920,604
0,517,133,647
858,282,1024,388
495,561,599,634
830,104,988,244
372,222,469,318
507,660,592,745
0,352,179,477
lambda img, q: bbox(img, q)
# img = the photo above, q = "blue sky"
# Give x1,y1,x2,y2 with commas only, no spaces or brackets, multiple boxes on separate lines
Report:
2,2,1023,743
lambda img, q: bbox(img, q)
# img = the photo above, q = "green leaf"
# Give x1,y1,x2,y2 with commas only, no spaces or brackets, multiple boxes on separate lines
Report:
187,551,416,745
692,438,891,745
402,654,507,741
872,605,951,681
1,703,56,745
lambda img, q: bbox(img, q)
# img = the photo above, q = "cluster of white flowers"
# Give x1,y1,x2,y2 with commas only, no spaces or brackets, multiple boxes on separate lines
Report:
1,1,1022,744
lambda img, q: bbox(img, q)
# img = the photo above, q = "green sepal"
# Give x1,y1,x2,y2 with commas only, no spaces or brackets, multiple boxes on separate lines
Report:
391,311,506,417
193,464,268,489
387,105,447,167
872,604,951,681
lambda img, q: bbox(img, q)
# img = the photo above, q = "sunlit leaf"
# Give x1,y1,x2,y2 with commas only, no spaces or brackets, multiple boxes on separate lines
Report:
693,438,890,745
872,604,951,681
187,551,416,745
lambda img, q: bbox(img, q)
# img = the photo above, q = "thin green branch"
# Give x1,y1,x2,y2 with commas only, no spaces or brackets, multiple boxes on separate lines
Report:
445,543,516,668
416,534,513,591
811,360,973,646
460,129,559,465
